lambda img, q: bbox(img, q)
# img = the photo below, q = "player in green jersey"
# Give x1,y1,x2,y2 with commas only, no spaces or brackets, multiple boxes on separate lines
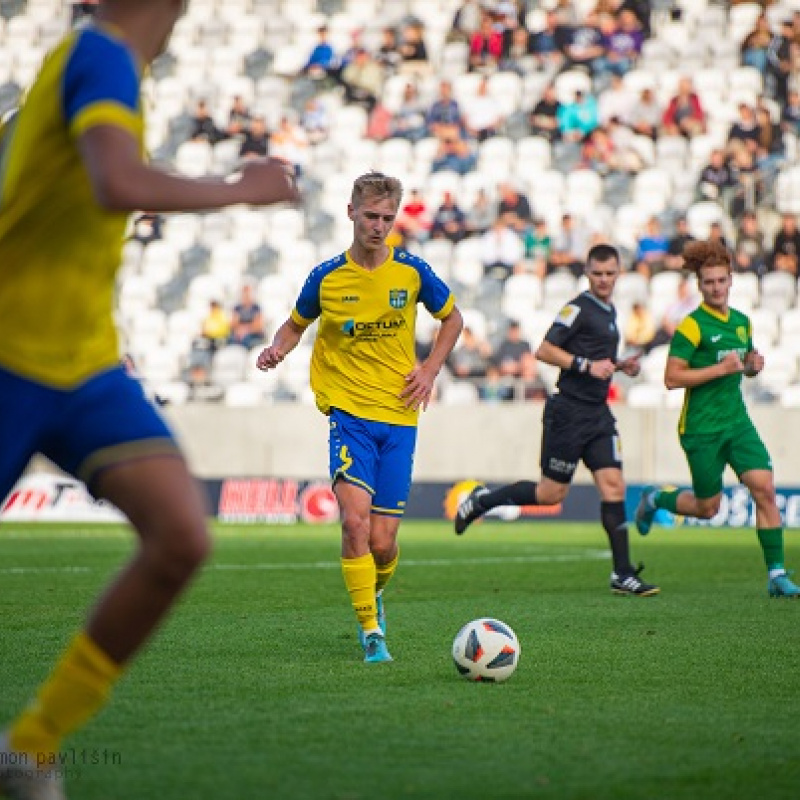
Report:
634,240,800,598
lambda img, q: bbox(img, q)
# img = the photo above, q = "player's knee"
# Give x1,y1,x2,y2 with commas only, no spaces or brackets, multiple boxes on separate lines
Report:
538,482,569,505
696,497,721,519
340,509,370,544
144,518,211,585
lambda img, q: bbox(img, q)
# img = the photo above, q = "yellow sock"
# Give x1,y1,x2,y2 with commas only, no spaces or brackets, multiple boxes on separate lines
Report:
375,549,399,595
341,553,378,632
10,631,122,756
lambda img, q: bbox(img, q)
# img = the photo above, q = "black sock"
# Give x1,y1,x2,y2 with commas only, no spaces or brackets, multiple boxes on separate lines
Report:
479,481,539,512
601,501,633,575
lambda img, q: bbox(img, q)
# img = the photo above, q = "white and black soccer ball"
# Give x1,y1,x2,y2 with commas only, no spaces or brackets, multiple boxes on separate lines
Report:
452,618,520,683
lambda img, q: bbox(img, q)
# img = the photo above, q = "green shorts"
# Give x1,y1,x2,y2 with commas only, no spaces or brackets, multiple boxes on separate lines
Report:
680,423,772,499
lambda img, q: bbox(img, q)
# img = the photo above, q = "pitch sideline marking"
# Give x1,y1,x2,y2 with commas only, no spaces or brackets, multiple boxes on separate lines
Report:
0,551,609,575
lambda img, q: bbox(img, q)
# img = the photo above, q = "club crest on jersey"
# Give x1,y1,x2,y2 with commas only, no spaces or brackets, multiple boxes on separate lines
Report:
736,326,748,344
389,289,408,309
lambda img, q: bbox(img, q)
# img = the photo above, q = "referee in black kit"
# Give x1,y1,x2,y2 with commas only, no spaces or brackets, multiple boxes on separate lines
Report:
455,243,659,596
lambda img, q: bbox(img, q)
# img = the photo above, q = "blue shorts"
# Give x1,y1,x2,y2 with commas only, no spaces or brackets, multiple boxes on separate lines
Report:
328,408,417,517
0,365,179,498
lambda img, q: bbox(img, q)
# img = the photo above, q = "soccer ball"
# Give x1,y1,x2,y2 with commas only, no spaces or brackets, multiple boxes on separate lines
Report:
452,618,520,682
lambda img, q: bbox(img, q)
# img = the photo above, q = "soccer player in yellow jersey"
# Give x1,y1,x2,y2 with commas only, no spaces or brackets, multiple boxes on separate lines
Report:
0,2,298,798
257,173,464,663
635,241,800,598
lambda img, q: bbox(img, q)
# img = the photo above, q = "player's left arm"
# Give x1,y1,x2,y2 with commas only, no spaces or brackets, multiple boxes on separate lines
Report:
536,340,616,380
402,306,463,411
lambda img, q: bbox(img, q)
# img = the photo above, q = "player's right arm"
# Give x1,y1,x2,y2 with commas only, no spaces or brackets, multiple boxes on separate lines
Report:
256,318,305,371
664,353,743,390
78,126,298,212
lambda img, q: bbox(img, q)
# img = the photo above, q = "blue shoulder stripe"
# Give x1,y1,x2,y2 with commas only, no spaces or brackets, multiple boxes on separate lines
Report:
295,252,347,320
63,28,139,125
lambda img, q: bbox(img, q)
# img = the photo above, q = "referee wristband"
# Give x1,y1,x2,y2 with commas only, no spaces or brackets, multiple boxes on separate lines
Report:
571,356,592,374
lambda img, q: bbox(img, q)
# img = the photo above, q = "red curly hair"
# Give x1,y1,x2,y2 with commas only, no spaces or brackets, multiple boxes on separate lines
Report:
681,240,731,276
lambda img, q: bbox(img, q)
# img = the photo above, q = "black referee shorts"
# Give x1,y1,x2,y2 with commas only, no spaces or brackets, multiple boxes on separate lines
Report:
540,393,622,484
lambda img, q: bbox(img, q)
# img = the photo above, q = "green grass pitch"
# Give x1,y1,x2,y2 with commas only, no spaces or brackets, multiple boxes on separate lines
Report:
1,521,798,800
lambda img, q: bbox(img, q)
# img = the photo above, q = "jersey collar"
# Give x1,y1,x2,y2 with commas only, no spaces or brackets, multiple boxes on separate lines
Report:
700,302,730,322
582,290,612,312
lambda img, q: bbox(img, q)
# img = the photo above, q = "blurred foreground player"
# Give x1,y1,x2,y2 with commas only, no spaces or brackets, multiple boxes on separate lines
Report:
0,2,298,798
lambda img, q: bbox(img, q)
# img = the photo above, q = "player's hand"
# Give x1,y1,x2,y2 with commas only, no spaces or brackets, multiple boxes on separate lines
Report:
743,349,764,376
256,345,285,371
589,358,616,380
719,352,744,375
616,352,642,377
401,365,436,411
235,158,301,206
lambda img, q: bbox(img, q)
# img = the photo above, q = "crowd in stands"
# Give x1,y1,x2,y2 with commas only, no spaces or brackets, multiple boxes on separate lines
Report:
7,0,800,407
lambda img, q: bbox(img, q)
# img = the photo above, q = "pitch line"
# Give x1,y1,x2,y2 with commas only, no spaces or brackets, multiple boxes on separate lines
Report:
0,551,609,575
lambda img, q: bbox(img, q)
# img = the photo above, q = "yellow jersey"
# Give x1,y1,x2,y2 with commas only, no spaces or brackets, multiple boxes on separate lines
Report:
291,247,455,425
0,24,143,387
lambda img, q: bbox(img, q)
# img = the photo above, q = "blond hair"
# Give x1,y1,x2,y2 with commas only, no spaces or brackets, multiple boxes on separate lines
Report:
350,171,403,208
682,239,731,276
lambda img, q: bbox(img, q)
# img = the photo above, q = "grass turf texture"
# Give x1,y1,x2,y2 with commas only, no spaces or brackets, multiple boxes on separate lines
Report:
1,521,798,800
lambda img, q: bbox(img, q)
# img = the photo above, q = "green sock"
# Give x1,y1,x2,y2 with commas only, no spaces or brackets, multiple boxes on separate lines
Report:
757,528,784,572
654,488,681,514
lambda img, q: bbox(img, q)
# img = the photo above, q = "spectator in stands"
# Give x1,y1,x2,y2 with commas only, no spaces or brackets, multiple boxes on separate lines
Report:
523,217,552,278
662,77,705,138
270,115,310,177
398,20,430,77
664,216,694,272
601,10,643,77
729,147,761,216
189,99,224,144
464,187,495,237
302,25,339,82
727,103,760,155
479,364,515,403
754,105,785,173
300,96,329,145
528,84,561,141
395,188,432,244
500,22,535,75
201,299,231,352
606,115,644,172
635,216,670,275
130,212,163,247
341,48,384,114
430,191,467,243
599,73,635,125
624,301,656,353
741,13,773,74
628,87,662,140
781,88,800,136
389,83,428,142
469,11,504,72
238,115,270,160
481,216,525,281
431,132,477,175
698,148,735,203
648,275,698,350
229,284,266,349
530,9,568,74
518,350,548,401
564,11,606,74
549,213,590,277
767,19,794,106
735,210,768,275
448,326,493,382
494,319,532,379
427,80,464,141
770,213,800,275
497,181,533,233
225,95,252,139
462,75,504,141
618,0,651,37
557,89,599,142
579,125,617,175
375,27,403,76
70,0,99,24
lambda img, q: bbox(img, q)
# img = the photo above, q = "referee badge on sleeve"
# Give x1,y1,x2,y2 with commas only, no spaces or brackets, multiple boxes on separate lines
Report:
555,304,580,327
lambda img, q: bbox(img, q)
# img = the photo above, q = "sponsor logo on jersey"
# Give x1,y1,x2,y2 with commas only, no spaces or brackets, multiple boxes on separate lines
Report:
341,317,407,339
